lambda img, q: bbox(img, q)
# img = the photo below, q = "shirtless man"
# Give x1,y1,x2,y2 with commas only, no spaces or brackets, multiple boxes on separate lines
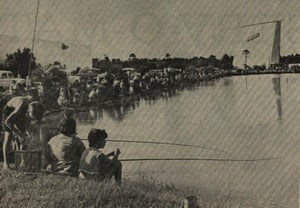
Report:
2,95,44,169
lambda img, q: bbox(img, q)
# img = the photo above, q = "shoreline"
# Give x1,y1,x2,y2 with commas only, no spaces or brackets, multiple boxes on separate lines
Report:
40,70,300,115
0,166,285,208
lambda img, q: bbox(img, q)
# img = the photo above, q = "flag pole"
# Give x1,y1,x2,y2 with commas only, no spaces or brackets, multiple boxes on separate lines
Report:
28,0,40,85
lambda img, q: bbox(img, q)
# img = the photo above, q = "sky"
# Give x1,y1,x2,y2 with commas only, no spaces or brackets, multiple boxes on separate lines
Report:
0,0,300,69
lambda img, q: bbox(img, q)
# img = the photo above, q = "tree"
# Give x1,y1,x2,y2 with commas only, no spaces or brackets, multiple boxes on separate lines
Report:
104,55,110,62
30,63,45,82
242,49,250,69
5,47,37,78
220,54,234,70
198,56,208,67
129,53,136,60
165,53,171,59
208,55,218,67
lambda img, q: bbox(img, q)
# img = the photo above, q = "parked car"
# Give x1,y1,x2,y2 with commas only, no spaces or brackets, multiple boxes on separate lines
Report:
78,68,106,82
0,70,26,91
67,71,80,85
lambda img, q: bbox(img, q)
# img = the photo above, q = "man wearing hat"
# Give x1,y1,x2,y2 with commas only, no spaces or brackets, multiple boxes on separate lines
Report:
79,128,122,183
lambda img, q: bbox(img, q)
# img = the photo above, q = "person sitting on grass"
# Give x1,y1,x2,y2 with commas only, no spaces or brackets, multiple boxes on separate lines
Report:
79,129,122,184
2,95,44,170
45,117,85,176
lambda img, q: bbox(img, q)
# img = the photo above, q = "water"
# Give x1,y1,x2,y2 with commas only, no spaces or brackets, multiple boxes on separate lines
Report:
33,74,299,207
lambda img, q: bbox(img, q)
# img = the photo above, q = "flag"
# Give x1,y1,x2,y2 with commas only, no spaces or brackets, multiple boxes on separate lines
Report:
61,42,69,50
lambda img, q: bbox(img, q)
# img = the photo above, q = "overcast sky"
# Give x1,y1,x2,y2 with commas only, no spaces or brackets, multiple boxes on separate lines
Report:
0,0,300,69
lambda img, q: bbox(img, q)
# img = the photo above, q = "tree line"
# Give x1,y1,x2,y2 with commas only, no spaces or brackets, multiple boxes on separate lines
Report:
0,48,236,79
4,46,300,80
93,54,234,75
280,54,300,64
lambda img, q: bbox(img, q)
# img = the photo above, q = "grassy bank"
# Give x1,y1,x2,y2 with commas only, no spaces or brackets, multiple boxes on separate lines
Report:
0,171,186,208
0,170,277,208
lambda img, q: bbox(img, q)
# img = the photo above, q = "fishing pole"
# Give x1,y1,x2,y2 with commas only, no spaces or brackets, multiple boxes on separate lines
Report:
119,157,279,162
109,139,227,153
80,138,227,153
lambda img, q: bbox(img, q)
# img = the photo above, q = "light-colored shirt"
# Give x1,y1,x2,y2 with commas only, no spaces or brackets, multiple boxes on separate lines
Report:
47,133,85,176
79,147,115,180
79,147,104,175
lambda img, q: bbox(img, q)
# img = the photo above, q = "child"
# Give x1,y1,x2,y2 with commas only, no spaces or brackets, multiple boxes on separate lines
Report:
79,129,122,184
9,80,17,95
57,87,68,106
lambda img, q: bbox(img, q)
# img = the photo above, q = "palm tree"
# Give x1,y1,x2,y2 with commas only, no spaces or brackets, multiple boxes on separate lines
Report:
242,49,250,69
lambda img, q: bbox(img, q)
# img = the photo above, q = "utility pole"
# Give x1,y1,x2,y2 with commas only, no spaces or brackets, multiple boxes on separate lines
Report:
28,0,40,86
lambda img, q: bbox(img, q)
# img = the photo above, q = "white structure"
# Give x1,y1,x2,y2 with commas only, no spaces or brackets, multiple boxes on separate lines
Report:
270,21,281,65
241,20,283,66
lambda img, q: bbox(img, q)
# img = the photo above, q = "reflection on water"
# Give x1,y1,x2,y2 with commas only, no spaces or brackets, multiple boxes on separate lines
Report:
102,98,137,121
223,78,233,86
75,89,180,124
90,79,233,114
272,77,282,120
142,89,178,102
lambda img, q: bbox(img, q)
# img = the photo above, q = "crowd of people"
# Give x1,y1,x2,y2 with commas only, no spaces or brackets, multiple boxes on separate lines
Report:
4,67,222,111
47,69,212,108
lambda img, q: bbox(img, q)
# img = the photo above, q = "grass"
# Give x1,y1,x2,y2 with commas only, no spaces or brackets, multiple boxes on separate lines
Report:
0,171,185,208
0,170,278,208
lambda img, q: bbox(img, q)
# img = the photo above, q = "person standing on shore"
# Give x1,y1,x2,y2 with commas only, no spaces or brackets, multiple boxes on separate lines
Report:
9,80,17,95
2,95,44,170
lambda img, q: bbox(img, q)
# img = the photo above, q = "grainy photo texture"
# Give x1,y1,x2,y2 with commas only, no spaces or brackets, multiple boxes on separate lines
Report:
0,0,298,207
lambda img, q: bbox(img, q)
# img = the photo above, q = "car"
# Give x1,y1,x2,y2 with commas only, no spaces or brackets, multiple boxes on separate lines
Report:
77,68,106,82
0,70,26,91
67,72,80,85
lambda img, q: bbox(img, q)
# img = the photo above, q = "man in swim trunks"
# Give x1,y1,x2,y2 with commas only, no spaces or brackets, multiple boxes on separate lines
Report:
2,95,44,169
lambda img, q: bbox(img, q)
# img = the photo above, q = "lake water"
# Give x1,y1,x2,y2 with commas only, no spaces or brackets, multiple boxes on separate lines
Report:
34,74,299,207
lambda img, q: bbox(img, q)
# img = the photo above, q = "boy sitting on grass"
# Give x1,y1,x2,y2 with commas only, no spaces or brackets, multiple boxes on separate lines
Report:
79,129,122,184
45,117,85,176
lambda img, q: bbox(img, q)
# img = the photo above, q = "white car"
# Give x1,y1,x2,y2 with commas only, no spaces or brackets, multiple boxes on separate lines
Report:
67,73,80,85
0,70,26,91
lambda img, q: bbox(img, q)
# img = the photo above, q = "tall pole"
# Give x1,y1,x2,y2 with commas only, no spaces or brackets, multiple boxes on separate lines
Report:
28,0,40,80
271,21,281,65
243,50,249,70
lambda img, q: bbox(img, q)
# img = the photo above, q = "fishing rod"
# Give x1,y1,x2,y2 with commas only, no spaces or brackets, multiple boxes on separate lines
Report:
119,157,279,162
80,138,227,153
109,139,227,153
